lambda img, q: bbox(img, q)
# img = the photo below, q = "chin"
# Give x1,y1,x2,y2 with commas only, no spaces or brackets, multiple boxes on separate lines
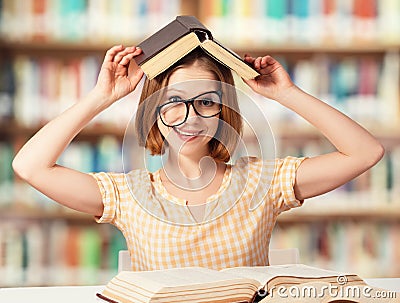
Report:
169,137,211,157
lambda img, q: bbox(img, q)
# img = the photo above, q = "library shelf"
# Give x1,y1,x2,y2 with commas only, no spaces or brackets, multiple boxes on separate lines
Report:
2,206,400,223
2,40,399,54
2,122,398,144
0,122,125,141
277,207,400,223
275,125,400,141
233,43,400,57
0,208,93,223
0,40,108,57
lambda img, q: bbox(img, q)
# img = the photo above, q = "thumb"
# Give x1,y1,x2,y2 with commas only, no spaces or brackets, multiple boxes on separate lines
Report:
242,77,257,89
128,68,144,89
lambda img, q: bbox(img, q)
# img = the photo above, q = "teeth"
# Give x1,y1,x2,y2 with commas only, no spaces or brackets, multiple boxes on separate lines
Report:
175,128,201,136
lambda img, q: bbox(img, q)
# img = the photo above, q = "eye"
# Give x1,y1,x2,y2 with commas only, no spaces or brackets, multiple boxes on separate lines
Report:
199,99,215,107
168,95,182,102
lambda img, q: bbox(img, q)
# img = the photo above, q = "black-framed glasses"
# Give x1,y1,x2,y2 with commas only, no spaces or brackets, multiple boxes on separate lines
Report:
157,90,222,127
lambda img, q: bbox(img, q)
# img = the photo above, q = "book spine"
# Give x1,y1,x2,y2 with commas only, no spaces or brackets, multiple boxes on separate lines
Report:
288,0,311,42
10,55,129,128
58,0,88,41
275,136,398,209
31,0,47,41
377,0,400,44
0,142,14,209
286,53,399,127
265,0,290,44
0,0,181,43
0,220,125,286
0,59,15,122
271,220,400,277
199,0,400,45
353,0,377,42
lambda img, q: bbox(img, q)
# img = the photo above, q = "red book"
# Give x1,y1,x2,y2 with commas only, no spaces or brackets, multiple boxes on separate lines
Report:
32,0,47,41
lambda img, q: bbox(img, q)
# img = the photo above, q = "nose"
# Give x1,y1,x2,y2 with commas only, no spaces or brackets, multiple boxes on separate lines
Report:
187,102,198,118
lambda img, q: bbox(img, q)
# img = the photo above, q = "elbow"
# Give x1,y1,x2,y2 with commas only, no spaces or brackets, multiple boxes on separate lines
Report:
364,141,385,169
12,156,34,181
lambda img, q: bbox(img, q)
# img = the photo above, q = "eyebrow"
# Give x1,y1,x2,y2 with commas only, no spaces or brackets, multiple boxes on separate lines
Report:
165,88,186,94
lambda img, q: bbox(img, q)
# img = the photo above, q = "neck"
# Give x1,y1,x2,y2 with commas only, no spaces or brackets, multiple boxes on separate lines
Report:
162,148,222,191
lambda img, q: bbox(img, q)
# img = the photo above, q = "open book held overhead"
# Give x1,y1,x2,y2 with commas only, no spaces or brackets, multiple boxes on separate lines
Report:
96,263,400,303
133,15,260,80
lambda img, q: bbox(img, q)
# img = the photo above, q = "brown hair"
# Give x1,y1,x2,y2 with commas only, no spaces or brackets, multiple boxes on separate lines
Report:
135,48,243,163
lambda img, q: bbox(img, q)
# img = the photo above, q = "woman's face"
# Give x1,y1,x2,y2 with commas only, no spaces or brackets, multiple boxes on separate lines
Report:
157,63,221,158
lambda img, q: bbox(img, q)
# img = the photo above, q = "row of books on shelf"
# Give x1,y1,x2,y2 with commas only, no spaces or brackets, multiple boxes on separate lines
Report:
271,220,400,278
0,221,126,287
0,0,181,43
0,54,144,129
1,52,399,127
2,0,400,46
1,138,400,210
0,136,124,209
238,51,400,126
278,143,400,209
0,218,398,288
205,0,400,45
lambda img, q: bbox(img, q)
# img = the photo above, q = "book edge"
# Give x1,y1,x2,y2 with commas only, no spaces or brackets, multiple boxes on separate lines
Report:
199,40,259,80
135,16,211,67
140,32,201,80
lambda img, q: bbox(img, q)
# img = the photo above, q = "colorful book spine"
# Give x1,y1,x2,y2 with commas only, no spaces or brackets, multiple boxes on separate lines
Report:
271,221,400,277
0,142,14,208
201,0,400,45
0,0,182,43
0,221,125,287
237,53,399,127
277,141,398,208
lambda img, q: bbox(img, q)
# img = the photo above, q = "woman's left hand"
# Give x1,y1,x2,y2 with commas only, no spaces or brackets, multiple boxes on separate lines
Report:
243,55,295,101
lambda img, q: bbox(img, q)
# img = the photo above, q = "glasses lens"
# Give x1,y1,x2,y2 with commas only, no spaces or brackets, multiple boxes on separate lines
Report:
159,91,222,127
159,102,187,126
193,92,221,117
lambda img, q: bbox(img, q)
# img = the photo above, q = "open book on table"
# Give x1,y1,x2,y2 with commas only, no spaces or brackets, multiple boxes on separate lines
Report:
96,263,399,303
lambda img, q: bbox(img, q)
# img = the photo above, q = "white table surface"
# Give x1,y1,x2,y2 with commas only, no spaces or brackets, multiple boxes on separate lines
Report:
0,279,399,303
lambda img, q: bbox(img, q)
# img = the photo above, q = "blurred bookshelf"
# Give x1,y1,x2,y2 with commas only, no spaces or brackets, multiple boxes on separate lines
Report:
0,0,400,286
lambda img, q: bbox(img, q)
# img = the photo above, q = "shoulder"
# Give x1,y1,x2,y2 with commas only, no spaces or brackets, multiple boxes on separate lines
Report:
89,168,152,188
232,156,306,179
234,155,305,166
233,156,276,170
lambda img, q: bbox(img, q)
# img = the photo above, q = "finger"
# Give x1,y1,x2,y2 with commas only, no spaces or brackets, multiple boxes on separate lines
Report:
266,55,278,66
104,45,125,62
119,48,142,66
260,56,269,68
244,54,255,63
242,77,257,90
127,50,144,81
113,46,136,64
129,67,144,85
254,57,262,69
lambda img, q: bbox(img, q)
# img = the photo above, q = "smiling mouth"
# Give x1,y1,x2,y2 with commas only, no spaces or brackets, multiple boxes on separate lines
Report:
173,127,203,139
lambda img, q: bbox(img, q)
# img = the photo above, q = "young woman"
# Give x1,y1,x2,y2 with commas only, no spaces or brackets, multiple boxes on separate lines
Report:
13,45,384,270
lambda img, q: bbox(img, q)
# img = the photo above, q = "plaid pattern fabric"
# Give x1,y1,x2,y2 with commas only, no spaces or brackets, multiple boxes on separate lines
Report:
90,156,306,271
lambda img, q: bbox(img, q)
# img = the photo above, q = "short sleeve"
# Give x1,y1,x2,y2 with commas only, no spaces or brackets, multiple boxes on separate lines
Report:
89,172,124,225
271,156,307,214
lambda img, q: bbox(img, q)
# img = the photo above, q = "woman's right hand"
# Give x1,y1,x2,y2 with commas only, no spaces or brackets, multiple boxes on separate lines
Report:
92,45,144,108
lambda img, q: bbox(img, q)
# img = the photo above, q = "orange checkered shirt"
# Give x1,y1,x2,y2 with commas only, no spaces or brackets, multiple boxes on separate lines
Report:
90,156,306,271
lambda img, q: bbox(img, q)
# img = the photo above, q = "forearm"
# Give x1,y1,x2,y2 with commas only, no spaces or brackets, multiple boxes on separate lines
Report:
275,86,384,164
13,91,107,179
